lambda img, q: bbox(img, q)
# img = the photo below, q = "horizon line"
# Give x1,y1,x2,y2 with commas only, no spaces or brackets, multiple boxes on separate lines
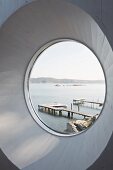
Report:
30,76,105,81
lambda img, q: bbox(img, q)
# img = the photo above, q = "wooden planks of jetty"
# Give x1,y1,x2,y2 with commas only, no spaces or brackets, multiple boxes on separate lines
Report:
38,104,94,118
73,99,103,107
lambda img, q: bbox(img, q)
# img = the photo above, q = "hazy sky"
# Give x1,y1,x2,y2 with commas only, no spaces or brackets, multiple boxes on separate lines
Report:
31,41,105,80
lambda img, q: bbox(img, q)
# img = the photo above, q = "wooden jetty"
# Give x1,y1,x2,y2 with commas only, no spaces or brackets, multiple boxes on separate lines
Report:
38,104,94,118
73,99,103,108
73,99,85,105
84,100,103,106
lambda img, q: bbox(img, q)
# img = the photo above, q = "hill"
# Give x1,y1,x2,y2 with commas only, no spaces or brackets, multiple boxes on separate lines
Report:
30,77,104,84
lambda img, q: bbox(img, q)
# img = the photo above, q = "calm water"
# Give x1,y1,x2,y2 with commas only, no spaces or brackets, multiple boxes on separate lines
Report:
29,83,105,133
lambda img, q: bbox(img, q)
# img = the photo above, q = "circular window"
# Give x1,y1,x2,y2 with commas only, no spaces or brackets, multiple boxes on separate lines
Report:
25,39,106,136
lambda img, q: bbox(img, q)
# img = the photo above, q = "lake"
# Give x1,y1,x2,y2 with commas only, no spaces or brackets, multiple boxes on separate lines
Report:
29,83,105,134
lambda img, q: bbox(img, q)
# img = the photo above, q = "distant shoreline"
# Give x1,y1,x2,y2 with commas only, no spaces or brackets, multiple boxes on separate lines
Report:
30,77,105,84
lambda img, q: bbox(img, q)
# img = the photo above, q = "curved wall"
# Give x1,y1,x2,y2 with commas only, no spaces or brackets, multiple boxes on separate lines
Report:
0,0,35,26
0,0,113,170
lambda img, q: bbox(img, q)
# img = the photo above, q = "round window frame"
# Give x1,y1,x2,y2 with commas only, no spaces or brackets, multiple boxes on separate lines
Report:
24,38,107,137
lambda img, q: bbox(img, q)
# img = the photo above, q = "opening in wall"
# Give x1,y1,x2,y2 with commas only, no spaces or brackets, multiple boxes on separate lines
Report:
25,39,106,136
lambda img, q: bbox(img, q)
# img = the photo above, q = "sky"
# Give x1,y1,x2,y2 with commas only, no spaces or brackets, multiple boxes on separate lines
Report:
30,41,105,80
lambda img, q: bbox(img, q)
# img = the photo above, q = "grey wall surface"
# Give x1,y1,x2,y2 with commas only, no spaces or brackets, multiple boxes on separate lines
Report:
0,0,35,26
0,0,113,170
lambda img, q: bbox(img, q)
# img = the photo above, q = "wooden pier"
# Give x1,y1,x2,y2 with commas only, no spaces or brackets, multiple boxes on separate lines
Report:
84,100,103,106
73,99,103,108
38,104,94,119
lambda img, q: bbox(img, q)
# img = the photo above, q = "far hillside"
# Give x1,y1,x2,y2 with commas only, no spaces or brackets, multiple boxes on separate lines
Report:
30,77,105,84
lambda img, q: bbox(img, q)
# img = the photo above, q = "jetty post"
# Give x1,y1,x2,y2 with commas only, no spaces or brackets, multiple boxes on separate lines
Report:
71,112,73,118
59,110,62,116
71,103,73,110
68,111,70,118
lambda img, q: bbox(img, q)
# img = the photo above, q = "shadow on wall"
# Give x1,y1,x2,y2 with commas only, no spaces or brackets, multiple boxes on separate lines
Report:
0,149,19,170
